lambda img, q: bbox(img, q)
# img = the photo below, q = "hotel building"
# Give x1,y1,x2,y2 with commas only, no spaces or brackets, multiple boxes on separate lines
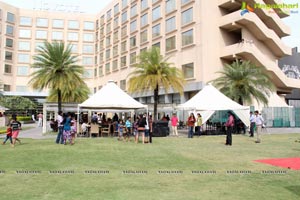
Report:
1,0,300,117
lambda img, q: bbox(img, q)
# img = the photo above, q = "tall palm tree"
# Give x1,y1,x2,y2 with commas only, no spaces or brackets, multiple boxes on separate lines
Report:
128,47,185,120
29,41,85,112
211,59,275,105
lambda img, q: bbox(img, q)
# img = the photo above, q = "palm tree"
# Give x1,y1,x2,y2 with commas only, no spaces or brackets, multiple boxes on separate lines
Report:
211,59,275,105
128,47,185,120
29,41,85,112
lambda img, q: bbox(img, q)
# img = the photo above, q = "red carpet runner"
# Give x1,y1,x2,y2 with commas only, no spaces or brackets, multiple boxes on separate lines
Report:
254,158,300,170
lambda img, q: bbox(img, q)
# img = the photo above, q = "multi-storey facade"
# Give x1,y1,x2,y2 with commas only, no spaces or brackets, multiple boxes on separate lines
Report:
1,0,300,114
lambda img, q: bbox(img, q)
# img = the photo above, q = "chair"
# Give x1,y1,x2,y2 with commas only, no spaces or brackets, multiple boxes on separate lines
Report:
101,124,111,137
90,123,100,137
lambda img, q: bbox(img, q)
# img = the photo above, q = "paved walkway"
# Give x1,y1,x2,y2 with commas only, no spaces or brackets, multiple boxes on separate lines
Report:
1,124,299,140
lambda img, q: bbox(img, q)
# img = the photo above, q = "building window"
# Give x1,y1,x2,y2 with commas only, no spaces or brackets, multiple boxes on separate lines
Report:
106,23,112,34
6,25,14,35
121,26,127,37
182,8,193,26
18,54,30,63
182,29,193,46
100,28,104,37
140,30,148,43
6,38,13,48
5,51,13,61
120,80,126,90
121,56,127,67
113,45,118,57
19,29,31,38
20,16,32,26
83,45,94,53
17,66,29,76
130,52,136,64
52,31,63,40
36,30,47,39
130,36,136,48
113,59,118,71
166,0,176,13
35,42,45,51
182,63,194,78
68,20,79,29
152,24,160,38
152,0,159,4
105,63,110,73
71,44,78,53
4,64,12,73
166,36,176,51
83,69,93,78
114,3,119,15
130,20,137,32
36,18,48,27
114,17,119,28
84,21,94,30
122,11,127,23
113,31,119,42
83,33,94,42
83,57,93,65
67,32,78,41
16,86,28,92
141,13,148,27
181,0,191,5
130,4,137,18
106,49,111,59
121,41,127,52
7,12,15,23
106,36,111,47
122,0,128,9
52,19,64,28
141,0,148,11
107,10,112,21
94,68,97,78
158,95,165,104
99,66,103,76
152,6,161,21
18,41,31,51
166,17,176,33
3,85,11,92
153,42,160,49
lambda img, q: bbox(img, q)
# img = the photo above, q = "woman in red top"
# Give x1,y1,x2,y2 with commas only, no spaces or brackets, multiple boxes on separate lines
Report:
187,113,196,138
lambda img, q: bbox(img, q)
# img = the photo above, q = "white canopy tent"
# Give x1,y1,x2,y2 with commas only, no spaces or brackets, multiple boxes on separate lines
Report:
79,80,147,110
177,84,250,127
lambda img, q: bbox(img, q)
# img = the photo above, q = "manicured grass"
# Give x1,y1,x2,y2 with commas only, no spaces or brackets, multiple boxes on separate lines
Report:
0,134,300,200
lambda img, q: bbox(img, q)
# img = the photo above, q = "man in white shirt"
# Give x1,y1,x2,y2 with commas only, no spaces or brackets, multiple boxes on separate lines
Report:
55,111,64,144
249,111,256,137
254,110,264,143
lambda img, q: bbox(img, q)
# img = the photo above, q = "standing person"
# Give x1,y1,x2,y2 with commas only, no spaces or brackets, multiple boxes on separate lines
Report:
254,110,264,143
225,112,234,146
196,113,203,136
137,114,147,144
62,113,72,145
125,117,132,141
56,111,64,144
2,123,12,145
148,115,153,143
249,111,256,137
187,113,196,138
133,117,139,143
10,119,22,148
31,113,36,122
37,113,43,127
171,113,179,136
70,115,77,145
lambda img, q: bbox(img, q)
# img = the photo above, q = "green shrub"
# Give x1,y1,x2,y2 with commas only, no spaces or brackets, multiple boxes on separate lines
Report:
16,116,32,121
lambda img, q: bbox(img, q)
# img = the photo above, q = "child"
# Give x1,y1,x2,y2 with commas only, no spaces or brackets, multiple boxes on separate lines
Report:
125,117,132,142
118,120,124,141
10,119,22,147
2,124,12,145
70,117,77,145
133,118,139,143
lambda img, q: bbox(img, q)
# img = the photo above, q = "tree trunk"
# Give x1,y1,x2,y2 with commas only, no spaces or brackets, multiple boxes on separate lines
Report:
58,89,62,112
238,97,243,105
153,84,159,121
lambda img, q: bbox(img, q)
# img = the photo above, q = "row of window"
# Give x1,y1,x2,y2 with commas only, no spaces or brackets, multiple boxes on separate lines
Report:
1,10,95,30
5,38,94,54
97,28,193,62
99,0,193,25
98,6,193,38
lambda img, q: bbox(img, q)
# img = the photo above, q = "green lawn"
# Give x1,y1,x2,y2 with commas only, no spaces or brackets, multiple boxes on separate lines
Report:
1,134,300,200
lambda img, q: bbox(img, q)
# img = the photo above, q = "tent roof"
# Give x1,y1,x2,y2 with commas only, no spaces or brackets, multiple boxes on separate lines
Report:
79,80,147,110
177,84,249,111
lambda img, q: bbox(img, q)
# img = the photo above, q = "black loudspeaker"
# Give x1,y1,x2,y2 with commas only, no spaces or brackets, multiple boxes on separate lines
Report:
152,121,169,137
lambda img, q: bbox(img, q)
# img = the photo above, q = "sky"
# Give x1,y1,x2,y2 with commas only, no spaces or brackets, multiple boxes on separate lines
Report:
1,0,300,50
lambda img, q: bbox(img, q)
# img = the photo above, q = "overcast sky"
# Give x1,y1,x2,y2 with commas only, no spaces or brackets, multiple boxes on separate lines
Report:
1,0,300,49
